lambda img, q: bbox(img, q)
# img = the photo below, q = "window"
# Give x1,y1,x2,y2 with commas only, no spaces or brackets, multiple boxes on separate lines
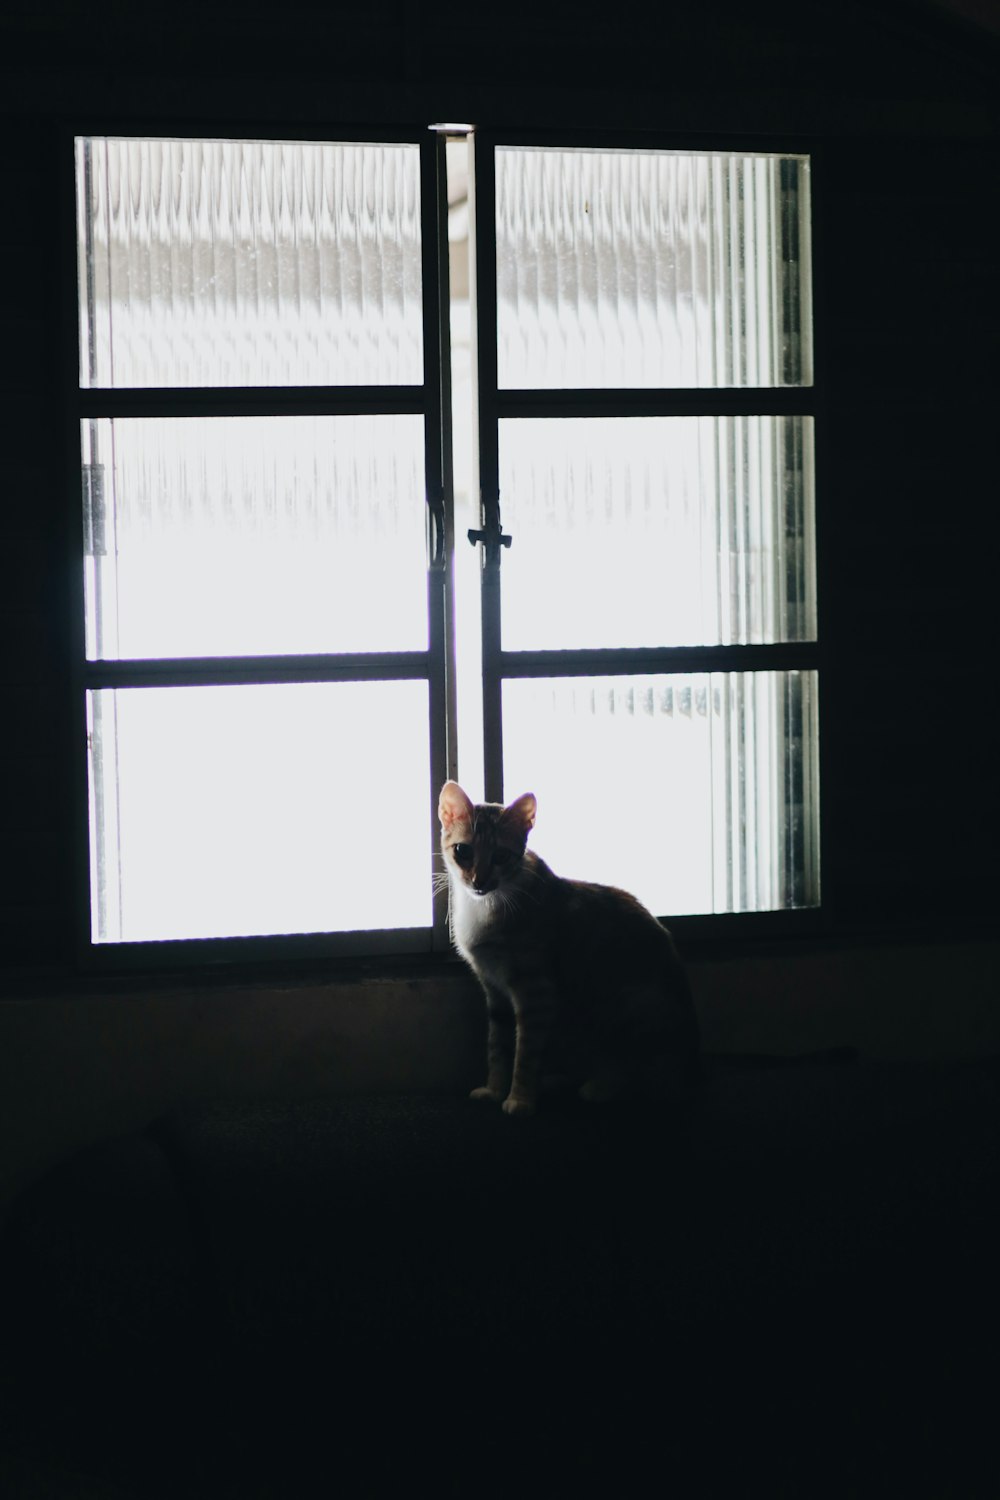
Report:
73,129,820,957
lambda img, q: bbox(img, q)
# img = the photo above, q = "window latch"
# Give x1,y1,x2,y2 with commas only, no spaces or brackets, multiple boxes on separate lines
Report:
468,510,512,566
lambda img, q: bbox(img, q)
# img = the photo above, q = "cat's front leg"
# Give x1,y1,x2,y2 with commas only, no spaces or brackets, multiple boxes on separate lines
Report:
504,982,557,1117
470,985,514,1105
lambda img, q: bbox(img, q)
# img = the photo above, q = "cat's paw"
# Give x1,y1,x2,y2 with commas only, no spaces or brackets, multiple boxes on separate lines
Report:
501,1096,536,1118
469,1086,503,1105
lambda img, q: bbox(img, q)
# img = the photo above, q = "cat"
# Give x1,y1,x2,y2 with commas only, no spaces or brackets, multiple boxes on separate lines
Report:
438,780,700,1117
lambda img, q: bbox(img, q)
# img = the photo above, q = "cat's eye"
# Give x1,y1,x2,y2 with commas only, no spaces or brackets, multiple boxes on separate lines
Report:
451,843,473,868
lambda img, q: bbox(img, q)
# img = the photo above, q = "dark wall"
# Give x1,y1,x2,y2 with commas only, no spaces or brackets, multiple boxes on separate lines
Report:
1,0,997,979
822,138,999,930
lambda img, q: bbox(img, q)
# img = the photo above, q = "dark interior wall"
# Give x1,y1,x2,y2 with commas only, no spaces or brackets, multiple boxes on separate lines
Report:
3,937,998,1209
0,1,996,968
822,136,998,930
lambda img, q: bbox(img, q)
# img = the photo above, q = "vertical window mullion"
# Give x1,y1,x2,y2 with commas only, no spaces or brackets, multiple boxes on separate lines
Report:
421,131,456,951
471,130,505,803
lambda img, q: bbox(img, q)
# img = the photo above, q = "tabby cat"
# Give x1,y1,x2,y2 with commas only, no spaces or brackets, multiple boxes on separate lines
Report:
439,781,700,1117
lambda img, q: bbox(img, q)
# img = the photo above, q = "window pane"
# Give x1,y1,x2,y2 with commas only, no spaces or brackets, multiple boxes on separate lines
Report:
81,414,428,659
76,138,423,388
502,672,819,916
87,682,432,942
499,416,815,650
496,148,811,389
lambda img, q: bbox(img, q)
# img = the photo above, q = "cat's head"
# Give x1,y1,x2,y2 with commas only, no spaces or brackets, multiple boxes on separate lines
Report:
438,781,536,898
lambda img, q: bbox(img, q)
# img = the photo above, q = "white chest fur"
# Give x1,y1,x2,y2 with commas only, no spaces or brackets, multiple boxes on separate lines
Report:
447,860,546,993
448,883,500,964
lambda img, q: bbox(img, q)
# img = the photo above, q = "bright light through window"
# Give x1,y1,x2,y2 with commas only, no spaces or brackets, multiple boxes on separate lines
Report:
86,681,432,943
77,137,423,389
82,414,428,660
76,133,819,946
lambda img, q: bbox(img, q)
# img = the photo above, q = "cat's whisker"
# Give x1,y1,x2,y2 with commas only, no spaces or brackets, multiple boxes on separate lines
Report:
496,888,518,918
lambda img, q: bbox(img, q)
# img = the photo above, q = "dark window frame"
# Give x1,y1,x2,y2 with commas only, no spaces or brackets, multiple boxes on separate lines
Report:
63,120,830,974
66,124,455,970
471,128,828,941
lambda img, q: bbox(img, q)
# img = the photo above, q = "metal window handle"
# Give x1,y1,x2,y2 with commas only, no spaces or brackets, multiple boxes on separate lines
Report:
467,522,512,565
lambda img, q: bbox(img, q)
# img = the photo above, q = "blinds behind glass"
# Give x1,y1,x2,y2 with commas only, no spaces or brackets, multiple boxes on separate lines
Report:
77,138,424,388
496,148,811,389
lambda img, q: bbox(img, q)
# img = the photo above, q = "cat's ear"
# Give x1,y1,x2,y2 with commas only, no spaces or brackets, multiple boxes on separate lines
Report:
503,792,537,837
438,780,474,834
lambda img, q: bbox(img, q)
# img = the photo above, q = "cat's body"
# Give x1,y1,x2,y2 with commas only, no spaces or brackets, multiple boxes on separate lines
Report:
439,781,700,1117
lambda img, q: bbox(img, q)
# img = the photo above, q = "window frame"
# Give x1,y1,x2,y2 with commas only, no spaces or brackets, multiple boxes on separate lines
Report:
470,127,828,940
65,123,457,969
62,120,830,973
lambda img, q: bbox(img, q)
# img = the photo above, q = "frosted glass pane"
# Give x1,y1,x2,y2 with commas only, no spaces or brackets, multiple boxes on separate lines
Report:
87,682,432,942
499,417,815,650
77,138,423,388
502,673,819,916
81,414,427,659
496,148,811,389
